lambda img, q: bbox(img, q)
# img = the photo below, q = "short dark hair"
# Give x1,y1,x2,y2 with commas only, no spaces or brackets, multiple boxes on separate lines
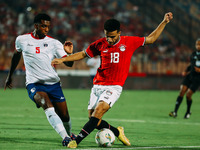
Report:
34,13,51,24
104,19,120,32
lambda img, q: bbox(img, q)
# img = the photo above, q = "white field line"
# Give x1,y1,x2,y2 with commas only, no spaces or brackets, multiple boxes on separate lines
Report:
53,145,200,150
1,116,200,149
76,117,200,126
1,115,200,126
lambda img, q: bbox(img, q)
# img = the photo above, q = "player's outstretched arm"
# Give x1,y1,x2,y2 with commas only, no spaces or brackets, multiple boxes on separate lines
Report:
145,12,173,44
4,51,22,90
51,50,87,65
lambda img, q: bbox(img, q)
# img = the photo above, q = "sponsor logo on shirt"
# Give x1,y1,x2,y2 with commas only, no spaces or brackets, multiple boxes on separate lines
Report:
195,60,200,67
27,43,33,46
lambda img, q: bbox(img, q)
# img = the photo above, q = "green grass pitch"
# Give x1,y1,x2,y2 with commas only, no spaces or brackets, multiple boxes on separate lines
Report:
0,88,200,150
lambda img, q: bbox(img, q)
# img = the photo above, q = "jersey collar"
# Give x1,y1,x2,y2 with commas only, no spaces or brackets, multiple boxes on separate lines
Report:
105,36,121,46
31,32,46,39
114,36,121,45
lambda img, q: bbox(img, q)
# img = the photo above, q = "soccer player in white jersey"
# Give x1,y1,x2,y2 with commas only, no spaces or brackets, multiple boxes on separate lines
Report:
4,13,75,146
52,12,173,148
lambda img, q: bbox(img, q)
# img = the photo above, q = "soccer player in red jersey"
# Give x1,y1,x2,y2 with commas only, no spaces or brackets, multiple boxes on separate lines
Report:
52,12,173,148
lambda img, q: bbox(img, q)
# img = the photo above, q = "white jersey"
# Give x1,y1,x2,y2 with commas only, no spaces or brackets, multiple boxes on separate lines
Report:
15,33,67,85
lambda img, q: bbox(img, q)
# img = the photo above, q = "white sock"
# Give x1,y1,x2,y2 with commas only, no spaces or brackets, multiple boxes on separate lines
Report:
45,107,69,139
63,118,72,136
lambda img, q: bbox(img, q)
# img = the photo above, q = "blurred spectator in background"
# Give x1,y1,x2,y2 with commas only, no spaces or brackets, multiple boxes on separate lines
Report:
0,0,199,75
86,56,101,82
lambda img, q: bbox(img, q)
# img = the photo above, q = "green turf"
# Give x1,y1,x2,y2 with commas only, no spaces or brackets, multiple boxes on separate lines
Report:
0,88,200,150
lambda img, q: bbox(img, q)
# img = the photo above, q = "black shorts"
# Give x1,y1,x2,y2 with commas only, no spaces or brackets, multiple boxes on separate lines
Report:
182,74,200,92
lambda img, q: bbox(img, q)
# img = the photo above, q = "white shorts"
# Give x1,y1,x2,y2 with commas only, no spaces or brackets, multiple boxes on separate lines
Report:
88,85,123,110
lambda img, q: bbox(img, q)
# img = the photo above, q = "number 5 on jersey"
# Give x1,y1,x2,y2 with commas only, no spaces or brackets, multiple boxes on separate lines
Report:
110,52,119,63
36,47,40,54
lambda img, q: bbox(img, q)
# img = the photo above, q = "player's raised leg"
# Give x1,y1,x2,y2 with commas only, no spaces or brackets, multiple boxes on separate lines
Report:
67,116,100,148
67,101,109,148
95,119,131,146
34,91,71,145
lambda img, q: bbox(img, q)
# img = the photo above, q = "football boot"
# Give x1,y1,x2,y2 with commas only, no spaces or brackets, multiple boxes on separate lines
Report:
169,111,177,118
184,112,191,119
67,140,77,148
117,126,131,146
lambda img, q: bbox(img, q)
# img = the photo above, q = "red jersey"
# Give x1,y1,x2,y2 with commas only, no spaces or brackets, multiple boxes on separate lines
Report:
85,36,145,86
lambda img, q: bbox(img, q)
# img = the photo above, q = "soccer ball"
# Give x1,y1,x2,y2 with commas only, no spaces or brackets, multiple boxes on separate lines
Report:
95,128,115,147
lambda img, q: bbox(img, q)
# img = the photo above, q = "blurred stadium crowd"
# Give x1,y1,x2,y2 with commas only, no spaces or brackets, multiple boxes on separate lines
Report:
0,0,200,75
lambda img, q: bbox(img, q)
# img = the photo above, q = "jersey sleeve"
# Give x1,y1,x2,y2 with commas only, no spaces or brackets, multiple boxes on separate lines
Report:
15,36,22,52
85,41,100,58
128,36,145,50
54,40,67,58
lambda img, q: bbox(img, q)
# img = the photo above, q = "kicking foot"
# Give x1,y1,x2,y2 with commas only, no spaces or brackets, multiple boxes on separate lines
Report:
67,140,77,148
169,111,177,118
117,126,131,146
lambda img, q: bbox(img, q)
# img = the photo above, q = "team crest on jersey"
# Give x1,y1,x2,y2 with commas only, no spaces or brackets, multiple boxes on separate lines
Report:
43,43,48,47
106,90,112,96
119,44,126,52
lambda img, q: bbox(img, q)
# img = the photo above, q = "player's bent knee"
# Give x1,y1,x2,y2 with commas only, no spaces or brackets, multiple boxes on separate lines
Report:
179,91,186,96
34,92,46,101
93,107,109,119
186,90,193,99
34,92,52,109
